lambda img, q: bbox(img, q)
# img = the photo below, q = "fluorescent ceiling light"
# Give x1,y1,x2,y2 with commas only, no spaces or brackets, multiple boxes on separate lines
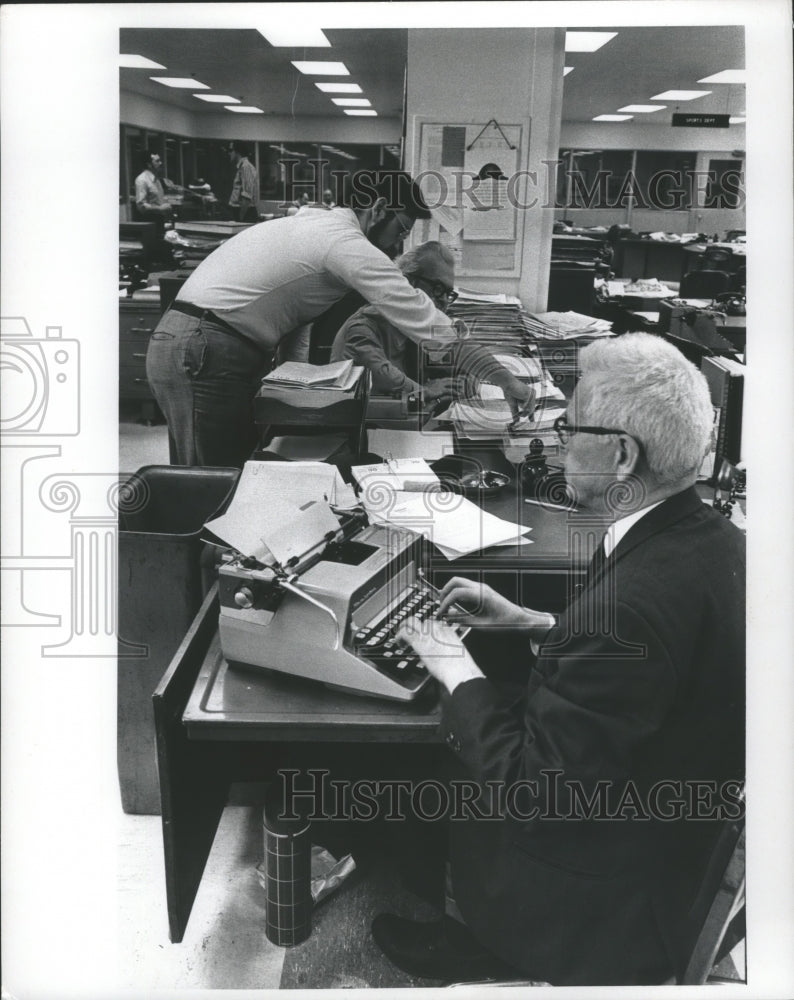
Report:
120,54,165,69
194,94,240,103
565,31,617,52
269,145,308,156
729,117,747,124
563,67,574,76
698,69,746,84
151,77,209,89
593,114,633,122
258,28,330,47
225,105,265,113
344,109,377,116
618,104,666,113
315,82,362,93
651,90,711,101
331,98,371,106
292,61,349,75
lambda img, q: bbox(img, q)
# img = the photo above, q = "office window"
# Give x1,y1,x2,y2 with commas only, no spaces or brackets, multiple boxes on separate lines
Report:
705,159,745,209
561,150,634,209
633,151,696,211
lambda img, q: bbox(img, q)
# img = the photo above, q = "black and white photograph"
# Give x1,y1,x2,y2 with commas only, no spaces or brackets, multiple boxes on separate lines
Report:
1,2,793,997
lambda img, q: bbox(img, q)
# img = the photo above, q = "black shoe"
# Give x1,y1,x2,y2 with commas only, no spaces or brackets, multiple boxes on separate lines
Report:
371,913,516,983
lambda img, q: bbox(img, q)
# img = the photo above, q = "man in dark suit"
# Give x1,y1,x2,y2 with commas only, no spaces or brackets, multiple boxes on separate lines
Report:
373,332,745,986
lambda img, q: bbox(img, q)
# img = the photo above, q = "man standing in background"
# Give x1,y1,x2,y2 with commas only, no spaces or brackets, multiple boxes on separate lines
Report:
228,144,259,222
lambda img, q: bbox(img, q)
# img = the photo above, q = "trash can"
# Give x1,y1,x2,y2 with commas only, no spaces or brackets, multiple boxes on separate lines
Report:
117,465,239,814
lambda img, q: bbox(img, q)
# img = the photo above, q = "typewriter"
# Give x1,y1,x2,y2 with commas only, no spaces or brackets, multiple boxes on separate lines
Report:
218,509,469,702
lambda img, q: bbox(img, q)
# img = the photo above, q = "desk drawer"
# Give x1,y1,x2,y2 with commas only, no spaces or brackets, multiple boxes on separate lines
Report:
119,339,153,366
120,364,154,400
119,305,161,339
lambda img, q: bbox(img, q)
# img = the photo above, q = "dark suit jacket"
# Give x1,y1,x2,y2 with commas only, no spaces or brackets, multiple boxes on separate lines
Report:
442,487,745,985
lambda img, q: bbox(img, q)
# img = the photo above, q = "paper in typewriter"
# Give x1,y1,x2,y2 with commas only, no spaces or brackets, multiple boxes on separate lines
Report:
205,460,355,563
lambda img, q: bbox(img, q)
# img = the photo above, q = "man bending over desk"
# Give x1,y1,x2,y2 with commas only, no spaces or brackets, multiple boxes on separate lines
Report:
372,332,745,986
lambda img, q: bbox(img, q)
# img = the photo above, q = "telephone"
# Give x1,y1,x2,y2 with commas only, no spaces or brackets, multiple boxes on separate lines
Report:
713,293,746,317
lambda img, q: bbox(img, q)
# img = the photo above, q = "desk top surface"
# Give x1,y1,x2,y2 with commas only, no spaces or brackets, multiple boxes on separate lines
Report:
183,631,443,741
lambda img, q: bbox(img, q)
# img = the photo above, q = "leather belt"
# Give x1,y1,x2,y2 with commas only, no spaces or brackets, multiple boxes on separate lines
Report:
171,300,265,353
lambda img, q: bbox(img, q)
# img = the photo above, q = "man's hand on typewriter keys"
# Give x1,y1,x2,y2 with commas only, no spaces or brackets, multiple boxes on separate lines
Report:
437,578,556,640
397,618,484,695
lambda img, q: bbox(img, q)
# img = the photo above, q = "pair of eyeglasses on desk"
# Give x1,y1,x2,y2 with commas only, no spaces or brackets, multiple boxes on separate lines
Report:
553,415,629,445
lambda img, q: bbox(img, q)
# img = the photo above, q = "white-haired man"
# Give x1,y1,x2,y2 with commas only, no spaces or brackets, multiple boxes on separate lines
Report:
373,333,745,986
331,241,523,409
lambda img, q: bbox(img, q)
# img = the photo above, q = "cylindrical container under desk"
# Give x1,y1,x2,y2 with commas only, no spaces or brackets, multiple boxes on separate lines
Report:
262,787,312,946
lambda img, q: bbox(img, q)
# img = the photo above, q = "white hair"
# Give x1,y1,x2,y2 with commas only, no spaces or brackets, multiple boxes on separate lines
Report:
395,241,455,279
576,332,714,484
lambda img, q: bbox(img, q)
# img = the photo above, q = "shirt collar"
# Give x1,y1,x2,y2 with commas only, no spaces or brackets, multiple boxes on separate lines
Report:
603,500,664,558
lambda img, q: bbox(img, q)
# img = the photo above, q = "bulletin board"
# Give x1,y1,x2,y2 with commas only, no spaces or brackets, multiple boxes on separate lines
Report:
411,118,530,278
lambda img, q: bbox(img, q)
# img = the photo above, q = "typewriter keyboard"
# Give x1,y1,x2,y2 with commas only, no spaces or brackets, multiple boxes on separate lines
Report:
350,581,469,686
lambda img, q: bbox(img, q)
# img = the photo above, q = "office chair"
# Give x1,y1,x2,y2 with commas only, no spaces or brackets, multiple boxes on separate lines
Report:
730,266,746,294
447,791,746,989
547,264,596,314
680,269,731,299
701,247,733,270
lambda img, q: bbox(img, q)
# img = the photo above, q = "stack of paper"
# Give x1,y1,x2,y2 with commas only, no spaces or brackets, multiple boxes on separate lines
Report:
205,460,357,563
361,489,531,560
609,279,675,299
524,311,614,340
436,398,567,439
263,360,359,391
352,458,439,493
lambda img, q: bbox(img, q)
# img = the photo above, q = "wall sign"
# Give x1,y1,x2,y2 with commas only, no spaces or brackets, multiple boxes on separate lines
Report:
672,113,731,128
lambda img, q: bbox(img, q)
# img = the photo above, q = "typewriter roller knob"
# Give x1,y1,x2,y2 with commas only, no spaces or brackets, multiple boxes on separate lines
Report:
234,586,255,609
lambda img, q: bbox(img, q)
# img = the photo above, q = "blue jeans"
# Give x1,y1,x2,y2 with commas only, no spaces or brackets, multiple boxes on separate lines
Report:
146,309,270,467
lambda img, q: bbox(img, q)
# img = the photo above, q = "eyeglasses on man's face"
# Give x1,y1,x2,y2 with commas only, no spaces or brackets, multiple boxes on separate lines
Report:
417,276,459,304
553,414,629,446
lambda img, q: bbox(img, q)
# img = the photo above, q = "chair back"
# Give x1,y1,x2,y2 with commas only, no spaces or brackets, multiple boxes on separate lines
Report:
680,791,745,984
680,269,730,298
702,247,733,269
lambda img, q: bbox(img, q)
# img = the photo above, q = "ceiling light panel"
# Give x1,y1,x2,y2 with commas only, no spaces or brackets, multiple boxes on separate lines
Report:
292,61,349,75
331,98,371,106
698,69,746,84
344,110,377,116
565,32,618,52
226,106,265,113
194,94,240,103
119,54,165,69
151,77,209,89
593,114,633,122
315,82,362,93
651,90,711,101
618,105,666,113
258,28,330,47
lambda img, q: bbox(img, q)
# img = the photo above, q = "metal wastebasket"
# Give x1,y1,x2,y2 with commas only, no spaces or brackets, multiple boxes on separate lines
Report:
117,465,239,814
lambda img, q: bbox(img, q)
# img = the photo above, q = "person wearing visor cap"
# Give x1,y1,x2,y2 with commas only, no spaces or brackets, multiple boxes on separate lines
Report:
146,168,534,468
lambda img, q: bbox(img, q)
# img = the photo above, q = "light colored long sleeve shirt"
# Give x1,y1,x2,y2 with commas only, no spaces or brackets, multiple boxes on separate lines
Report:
176,207,455,351
135,169,168,214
